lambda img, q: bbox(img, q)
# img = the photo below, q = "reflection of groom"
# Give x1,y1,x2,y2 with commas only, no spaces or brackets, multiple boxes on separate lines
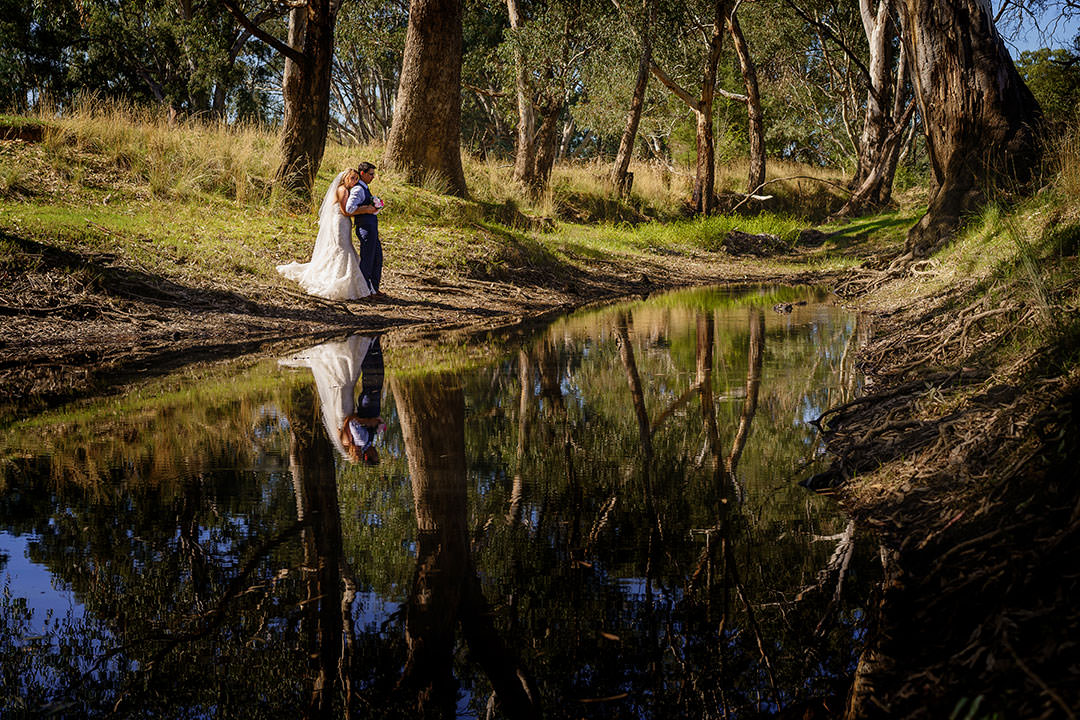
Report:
345,162,384,297
342,335,384,465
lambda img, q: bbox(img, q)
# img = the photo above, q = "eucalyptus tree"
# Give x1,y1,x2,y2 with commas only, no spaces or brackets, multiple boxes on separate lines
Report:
607,0,656,194
330,0,408,144
503,0,606,193
649,0,731,213
898,0,1042,257
786,0,915,214
220,0,341,197
382,0,468,195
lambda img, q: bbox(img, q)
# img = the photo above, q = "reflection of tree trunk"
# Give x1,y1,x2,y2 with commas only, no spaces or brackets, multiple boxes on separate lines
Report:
696,311,720,460
508,349,532,525
287,383,344,719
392,374,539,718
725,309,764,475
392,374,467,716
614,312,653,460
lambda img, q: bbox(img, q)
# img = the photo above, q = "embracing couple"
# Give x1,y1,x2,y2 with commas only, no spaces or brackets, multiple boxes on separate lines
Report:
277,162,386,301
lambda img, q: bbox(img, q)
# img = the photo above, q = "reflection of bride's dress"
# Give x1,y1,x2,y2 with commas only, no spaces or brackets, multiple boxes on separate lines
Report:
280,335,373,459
276,171,372,300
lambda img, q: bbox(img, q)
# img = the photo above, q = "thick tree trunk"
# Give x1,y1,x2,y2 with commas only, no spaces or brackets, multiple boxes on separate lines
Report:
611,0,654,195
507,0,538,191
532,98,563,187
383,0,467,196
897,0,1042,257
729,12,765,194
276,0,335,198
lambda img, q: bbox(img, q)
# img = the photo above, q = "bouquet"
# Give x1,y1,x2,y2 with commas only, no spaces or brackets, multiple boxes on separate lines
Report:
372,196,385,213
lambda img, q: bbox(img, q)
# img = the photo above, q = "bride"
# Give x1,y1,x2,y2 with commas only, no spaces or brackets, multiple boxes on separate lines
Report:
277,169,374,300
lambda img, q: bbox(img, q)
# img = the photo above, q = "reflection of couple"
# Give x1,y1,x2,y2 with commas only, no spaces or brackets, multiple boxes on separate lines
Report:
280,334,384,465
277,163,385,301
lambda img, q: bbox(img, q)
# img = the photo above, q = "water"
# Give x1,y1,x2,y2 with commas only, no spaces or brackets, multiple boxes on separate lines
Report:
0,284,873,718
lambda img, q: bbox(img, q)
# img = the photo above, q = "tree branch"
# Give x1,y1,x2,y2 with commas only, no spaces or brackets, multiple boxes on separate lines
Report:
649,62,700,111
218,0,305,64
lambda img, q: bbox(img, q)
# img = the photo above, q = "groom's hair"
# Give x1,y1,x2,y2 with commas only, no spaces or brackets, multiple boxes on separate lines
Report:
357,162,376,173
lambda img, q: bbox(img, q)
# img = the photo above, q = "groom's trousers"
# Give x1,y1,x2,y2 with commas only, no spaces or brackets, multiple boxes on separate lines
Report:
355,219,382,292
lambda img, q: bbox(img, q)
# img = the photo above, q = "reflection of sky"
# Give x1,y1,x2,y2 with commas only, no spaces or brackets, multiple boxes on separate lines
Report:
0,532,85,635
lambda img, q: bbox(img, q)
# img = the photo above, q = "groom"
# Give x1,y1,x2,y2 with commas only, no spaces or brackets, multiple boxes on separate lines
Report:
345,162,384,297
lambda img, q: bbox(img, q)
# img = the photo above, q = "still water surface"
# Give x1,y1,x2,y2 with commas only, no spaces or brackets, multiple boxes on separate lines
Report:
1,285,873,718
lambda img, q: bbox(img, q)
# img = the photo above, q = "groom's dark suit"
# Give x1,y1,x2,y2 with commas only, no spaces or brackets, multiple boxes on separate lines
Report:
347,181,382,293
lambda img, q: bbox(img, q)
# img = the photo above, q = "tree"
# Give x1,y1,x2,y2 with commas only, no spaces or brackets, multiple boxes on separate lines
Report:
330,0,407,144
1016,46,1080,126
729,7,766,194
839,0,914,214
382,0,468,196
609,0,656,194
221,0,341,197
650,0,732,214
897,0,1042,257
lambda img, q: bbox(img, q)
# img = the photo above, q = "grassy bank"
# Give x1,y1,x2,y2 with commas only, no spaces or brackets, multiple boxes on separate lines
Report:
0,97,861,297
818,121,1080,717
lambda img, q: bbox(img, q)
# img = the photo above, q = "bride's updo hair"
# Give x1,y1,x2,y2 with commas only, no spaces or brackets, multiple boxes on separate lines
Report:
342,168,360,187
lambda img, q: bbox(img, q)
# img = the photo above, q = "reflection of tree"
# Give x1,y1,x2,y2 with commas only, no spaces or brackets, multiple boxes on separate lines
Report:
391,373,539,719
285,381,345,718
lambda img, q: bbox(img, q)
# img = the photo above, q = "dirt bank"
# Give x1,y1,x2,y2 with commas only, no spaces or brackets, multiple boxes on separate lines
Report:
814,271,1080,719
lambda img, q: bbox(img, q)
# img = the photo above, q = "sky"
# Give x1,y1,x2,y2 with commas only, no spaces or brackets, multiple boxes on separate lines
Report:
995,2,1080,54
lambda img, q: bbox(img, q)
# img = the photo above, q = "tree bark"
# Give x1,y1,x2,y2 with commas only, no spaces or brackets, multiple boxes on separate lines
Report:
275,0,336,198
729,10,765,194
897,0,1042,257
611,0,655,195
383,0,468,196
507,0,538,191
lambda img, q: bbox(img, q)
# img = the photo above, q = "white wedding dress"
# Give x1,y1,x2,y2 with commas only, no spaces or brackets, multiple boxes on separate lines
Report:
279,334,374,461
277,171,373,300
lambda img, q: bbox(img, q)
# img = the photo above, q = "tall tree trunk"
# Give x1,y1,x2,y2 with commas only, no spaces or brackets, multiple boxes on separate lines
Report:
650,0,729,214
897,0,1042,257
729,11,765,194
383,0,467,196
611,0,655,195
507,0,538,191
839,0,914,215
276,0,336,198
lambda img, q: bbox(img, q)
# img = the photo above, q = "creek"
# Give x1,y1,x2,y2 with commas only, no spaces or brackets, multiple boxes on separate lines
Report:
0,284,876,718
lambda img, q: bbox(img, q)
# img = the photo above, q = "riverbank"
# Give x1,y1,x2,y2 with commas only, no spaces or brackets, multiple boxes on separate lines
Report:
819,195,1080,717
